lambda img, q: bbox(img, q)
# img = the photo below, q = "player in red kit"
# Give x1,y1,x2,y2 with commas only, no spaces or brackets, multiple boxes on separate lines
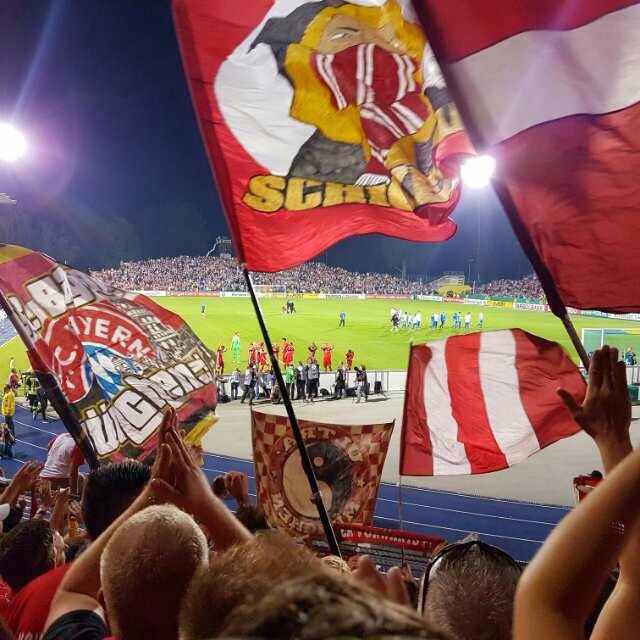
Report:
257,343,268,372
272,342,280,363
216,345,226,375
321,344,333,371
345,349,354,370
283,341,294,367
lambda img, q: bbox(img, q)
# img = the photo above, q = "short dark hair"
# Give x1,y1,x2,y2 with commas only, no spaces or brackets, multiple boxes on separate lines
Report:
0,520,54,591
82,460,150,539
425,543,521,640
220,571,447,640
235,504,269,532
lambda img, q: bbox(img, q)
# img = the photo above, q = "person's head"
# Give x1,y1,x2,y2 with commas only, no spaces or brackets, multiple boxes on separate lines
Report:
82,460,151,540
3,385,9,394
220,570,447,640
101,504,208,640
420,540,521,640
0,520,64,592
180,532,320,639
234,503,269,533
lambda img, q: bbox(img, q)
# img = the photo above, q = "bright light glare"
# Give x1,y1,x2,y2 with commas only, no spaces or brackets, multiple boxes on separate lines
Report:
461,155,495,188
0,123,27,163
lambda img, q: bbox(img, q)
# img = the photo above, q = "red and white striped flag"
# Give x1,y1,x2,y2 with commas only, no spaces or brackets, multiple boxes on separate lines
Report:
414,1,640,312
400,330,585,476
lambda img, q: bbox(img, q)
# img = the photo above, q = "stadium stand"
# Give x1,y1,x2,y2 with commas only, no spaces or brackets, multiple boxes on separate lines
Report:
0,310,16,347
92,255,545,300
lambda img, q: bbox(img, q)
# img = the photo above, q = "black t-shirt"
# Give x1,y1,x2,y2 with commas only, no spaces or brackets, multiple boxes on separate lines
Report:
43,610,108,640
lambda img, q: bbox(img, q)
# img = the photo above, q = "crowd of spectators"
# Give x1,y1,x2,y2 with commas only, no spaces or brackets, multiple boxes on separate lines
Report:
0,346,636,640
92,255,545,300
473,274,545,301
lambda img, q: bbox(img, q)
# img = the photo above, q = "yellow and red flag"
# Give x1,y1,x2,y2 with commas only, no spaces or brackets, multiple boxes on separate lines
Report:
173,0,472,272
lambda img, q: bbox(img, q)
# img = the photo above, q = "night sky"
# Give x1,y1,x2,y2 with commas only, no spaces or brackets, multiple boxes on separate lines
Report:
0,0,530,281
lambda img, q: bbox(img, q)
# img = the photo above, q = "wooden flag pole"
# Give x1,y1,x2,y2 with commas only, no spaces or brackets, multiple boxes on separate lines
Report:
0,293,99,468
242,267,342,557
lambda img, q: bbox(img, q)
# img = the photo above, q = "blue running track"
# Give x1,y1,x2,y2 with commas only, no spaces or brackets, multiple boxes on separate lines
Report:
4,403,568,563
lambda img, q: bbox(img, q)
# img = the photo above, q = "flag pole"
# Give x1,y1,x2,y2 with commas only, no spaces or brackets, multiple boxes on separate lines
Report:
242,266,342,557
413,37,590,370
0,293,99,468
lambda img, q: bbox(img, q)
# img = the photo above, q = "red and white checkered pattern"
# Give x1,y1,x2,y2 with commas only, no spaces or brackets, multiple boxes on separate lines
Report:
251,411,394,539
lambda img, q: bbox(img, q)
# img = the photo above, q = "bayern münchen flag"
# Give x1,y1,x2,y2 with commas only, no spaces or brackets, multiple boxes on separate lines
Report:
400,330,585,476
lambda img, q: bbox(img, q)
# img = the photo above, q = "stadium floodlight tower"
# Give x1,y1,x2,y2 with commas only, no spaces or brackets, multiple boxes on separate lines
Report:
206,235,233,257
0,122,27,164
461,154,495,188
0,122,27,206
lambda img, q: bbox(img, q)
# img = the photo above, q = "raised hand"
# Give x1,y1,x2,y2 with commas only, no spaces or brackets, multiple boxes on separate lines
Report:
558,346,631,444
16,461,43,489
352,555,410,607
557,346,632,472
225,471,249,506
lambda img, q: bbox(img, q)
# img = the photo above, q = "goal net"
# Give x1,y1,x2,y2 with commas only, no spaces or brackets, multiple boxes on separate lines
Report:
582,327,640,356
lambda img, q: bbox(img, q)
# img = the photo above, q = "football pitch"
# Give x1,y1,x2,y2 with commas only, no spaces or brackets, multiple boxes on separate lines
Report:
2,296,638,372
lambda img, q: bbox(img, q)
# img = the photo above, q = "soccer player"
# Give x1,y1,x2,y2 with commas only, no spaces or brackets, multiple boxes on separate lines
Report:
440,311,446,329
431,312,438,329
478,311,484,328
200,302,205,316
272,341,280,363
308,341,318,360
338,310,346,327
248,343,257,367
282,339,294,368
625,347,637,366
413,312,421,329
345,348,355,370
216,345,226,375
464,312,472,331
231,332,241,363
257,343,268,372
321,344,333,372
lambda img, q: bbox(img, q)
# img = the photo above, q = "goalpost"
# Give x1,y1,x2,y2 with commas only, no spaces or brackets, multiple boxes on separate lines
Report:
581,327,640,356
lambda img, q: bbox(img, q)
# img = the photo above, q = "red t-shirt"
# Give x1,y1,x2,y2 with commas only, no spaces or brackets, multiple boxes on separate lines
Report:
0,578,12,622
6,563,72,640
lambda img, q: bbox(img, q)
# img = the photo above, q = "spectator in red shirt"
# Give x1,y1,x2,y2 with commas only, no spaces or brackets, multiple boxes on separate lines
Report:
0,520,66,603
42,409,251,640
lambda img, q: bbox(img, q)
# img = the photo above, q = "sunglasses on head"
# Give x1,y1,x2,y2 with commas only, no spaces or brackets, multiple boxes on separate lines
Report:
417,539,522,614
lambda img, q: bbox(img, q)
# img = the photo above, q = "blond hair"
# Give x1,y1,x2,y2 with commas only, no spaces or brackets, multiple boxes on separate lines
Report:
101,504,208,640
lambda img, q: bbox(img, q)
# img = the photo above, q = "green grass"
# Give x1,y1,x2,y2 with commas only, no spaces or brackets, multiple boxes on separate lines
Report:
3,297,639,372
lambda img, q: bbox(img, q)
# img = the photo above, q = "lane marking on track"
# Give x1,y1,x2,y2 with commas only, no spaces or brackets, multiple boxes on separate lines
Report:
14,419,59,437
375,496,559,526
374,514,544,545
202,451,571,511
15,438,48,451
